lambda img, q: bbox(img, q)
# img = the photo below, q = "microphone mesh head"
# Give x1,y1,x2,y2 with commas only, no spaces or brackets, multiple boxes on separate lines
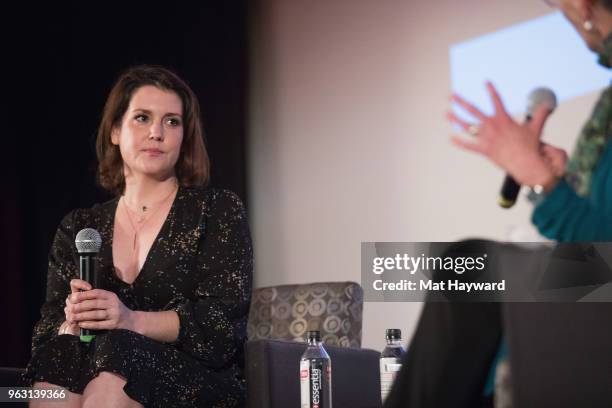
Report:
75,228,102,253
527,87,557,116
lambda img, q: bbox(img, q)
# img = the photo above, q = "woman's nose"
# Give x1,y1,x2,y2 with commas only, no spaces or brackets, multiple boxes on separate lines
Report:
148,122,164,141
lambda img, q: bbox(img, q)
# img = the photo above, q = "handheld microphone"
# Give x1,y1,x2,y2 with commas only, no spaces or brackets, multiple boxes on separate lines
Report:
498,87,558,208
75,228,102,343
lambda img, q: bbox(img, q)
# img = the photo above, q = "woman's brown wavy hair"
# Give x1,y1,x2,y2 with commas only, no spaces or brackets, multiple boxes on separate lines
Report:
96,65,210,196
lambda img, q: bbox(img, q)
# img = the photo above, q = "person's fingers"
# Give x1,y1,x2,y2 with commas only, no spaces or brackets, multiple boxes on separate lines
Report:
73,309,108,322
65,297,76,323
529,104,553,137
69,279,92,294
541,143,566,161
446,111,477,133
64,305,79,324
485,82,509,118
451,94,487,121
70,289,108,303
78,320,113,330
450,134,486,155
72,299,107,313
540,143,568,176
541,148,555,165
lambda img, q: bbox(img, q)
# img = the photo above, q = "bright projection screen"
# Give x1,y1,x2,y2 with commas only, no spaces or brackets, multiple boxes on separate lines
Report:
450,11,609,119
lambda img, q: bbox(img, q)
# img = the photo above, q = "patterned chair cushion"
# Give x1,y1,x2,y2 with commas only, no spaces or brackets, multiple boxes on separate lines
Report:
247,281,363,347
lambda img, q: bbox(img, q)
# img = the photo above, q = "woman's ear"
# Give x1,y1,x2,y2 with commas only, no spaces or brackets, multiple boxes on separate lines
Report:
110,127,120,145
575,0,594,21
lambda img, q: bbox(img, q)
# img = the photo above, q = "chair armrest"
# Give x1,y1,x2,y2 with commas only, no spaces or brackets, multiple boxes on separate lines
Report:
246,339,381,408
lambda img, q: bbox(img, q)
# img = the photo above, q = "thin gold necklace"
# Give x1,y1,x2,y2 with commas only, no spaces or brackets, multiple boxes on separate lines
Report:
121,185,178,250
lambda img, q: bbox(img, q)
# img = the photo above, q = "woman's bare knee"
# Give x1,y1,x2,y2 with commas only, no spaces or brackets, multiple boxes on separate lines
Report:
82,372,142,408
30,381,81,408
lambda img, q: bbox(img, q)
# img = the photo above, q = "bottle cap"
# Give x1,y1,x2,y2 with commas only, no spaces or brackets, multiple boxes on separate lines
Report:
385,328,402,340
306,330,321,342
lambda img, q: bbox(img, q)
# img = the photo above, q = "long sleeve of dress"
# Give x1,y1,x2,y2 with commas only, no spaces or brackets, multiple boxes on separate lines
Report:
29,210,78,358
165,190,253,369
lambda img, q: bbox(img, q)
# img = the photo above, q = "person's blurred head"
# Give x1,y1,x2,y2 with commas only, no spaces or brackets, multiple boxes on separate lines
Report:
554,0,612,53
96,65,210,195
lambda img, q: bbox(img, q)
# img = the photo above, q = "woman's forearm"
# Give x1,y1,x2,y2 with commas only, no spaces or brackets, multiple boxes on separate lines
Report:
128,310,180,343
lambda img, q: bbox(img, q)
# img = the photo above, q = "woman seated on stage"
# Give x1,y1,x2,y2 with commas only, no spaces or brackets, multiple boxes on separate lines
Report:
24,65,253,408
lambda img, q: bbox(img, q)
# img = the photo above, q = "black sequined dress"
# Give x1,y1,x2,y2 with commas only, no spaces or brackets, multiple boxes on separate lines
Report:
23,187,253,407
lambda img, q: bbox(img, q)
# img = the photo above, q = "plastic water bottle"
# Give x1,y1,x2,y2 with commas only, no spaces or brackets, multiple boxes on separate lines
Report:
300,330,332,408
380,328,405,403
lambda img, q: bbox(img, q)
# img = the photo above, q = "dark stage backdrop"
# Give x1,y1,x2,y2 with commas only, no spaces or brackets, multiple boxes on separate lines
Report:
1,1,249,368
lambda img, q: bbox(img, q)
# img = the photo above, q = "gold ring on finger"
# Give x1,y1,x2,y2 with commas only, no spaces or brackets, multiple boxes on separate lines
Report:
467,124,480,137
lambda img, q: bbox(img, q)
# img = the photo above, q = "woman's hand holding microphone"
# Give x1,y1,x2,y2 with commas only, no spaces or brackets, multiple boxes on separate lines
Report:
59,278,136,335
447,81,568,193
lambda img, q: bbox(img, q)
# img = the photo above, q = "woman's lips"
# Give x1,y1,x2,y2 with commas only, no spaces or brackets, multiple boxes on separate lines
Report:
142,149,163,156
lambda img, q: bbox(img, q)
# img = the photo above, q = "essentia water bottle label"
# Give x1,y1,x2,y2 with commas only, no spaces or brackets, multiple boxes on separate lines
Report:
300,359,330,408
380,357,402,402
300,360,311,408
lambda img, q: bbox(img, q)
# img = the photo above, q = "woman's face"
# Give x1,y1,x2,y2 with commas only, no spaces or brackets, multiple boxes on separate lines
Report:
559,0,604,53
111,85,184,181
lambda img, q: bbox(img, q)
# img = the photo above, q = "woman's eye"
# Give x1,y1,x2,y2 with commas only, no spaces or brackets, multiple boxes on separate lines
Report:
166,117,181,127
134,114,148,123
